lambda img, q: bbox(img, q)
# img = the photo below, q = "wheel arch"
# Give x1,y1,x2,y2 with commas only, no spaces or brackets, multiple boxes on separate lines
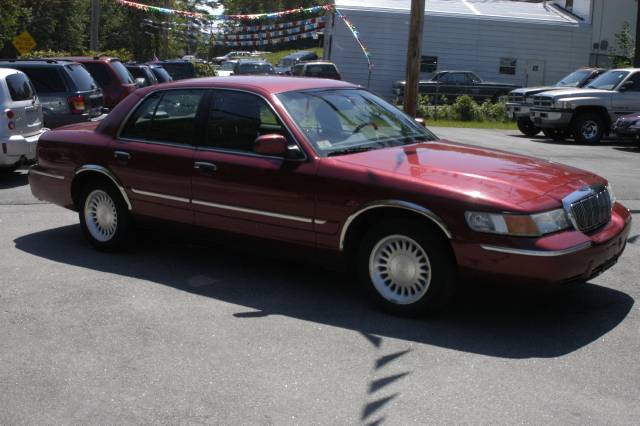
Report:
573,106,611,132
339,201,453,255
71,165,132,211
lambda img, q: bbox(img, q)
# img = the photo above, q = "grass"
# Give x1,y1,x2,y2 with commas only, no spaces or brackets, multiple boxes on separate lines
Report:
424,119,518,130
263,47,323,66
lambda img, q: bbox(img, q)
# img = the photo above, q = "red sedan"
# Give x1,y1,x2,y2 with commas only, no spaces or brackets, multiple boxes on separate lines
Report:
28,77,632,316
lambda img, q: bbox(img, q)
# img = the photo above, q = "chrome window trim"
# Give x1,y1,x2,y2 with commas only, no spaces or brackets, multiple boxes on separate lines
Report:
131,188,190,203
74,164,132,210
481,241,592,257
338,200,453,251
192,199,314,224
29,168,65,180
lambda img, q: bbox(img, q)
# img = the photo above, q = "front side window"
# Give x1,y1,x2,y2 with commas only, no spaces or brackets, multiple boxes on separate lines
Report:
277,88,437,157
205,90,285,152
121,89,204,144
6,72,34,101
586,70,628,90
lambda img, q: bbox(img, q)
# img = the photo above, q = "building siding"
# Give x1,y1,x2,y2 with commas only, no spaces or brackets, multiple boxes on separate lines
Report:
326,9,593,100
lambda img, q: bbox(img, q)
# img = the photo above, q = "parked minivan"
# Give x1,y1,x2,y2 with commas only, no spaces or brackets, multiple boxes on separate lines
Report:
274,51,319,75
0,59,104,128
0,68,46,171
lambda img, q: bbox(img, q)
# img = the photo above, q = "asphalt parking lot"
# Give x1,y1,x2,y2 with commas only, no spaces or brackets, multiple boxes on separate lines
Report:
1,128,639,424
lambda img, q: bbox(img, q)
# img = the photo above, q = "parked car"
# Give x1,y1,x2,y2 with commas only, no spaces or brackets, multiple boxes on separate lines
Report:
0,68,46,171
530,68,640,143
59,56,136,109
392,71,520,104
213,51,255,65
149,60,196,80
274,50,319,75
28,76,631,316
0,59,104,128
216,60,238,77
507,68,606,136
125,63,158,87
232,60,275,75
613,113,640,146
148,64,173,83
291,61,341,80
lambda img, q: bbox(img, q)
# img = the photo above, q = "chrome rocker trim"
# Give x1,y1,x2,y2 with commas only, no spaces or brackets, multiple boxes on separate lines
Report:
480,241,592,257
29,168,65,180
131,188,190,203
192,199,314,224
74,164,133,210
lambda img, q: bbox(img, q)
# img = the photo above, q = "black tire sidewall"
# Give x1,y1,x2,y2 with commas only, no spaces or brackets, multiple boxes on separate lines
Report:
356,220,456,317
517,117,541,136
79,180,132,252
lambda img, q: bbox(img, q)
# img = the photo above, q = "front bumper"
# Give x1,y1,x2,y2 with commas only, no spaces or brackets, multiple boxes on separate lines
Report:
453,202,632,286
530,108,574,128
0,129,46,166
506,103,531,119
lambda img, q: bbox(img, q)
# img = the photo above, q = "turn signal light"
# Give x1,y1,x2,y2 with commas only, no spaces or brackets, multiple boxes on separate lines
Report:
68,95,86,114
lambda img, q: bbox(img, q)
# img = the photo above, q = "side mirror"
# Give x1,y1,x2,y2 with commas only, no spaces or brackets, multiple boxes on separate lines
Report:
620,80,634,92
135,77,146,87
254,134,287,156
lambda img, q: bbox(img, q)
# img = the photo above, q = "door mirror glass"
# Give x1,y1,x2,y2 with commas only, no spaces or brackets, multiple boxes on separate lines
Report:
254,134,287,156
620,80,635,92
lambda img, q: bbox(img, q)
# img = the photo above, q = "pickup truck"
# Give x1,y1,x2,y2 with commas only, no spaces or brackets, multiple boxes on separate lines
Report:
530,68,640,144
392,71,520,105
506,68,606,136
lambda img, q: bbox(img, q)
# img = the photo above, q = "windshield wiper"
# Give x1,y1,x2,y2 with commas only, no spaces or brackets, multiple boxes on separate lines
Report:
327,145,380,157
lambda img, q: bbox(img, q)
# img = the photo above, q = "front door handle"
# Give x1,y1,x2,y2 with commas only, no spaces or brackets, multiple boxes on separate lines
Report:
114,150,131,165
194,161,217,175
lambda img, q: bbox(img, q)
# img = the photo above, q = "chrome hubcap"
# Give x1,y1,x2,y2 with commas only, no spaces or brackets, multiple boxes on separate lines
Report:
581,120,599,140
369,235,432,305
84,189,118,242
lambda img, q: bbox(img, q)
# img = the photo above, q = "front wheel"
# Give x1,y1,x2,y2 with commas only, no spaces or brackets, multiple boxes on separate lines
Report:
573,112,605,144
517,117,541,136
357,220,456,317
79,181,133,251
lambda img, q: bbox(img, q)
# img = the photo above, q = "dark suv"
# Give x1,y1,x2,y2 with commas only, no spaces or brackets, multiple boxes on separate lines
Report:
149,60,196,80
125,63,158,87
61,57,136,108
0,59,104,128
291,61,341,80
147,64,173,83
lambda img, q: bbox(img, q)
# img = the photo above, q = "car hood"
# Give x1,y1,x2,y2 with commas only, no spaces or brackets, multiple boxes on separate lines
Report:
510,85,559,96
330,140,601,210
537,88,612,100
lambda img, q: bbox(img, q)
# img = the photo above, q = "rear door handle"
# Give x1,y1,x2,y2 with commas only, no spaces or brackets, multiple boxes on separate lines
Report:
114,150,131,164
194,161,217,175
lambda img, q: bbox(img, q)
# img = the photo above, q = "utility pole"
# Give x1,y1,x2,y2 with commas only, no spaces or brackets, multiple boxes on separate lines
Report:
90,0,100,51
634,0,640,67
403,0,425,118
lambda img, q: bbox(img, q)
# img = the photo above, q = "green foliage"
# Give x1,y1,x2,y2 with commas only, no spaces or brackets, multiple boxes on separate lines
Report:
194,61,216,77
21,48,134,62
611,21,635,68
417,95,510,123
0,0,30,50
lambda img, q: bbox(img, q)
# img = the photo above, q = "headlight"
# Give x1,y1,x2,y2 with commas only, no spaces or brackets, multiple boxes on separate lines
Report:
465,209,571,236
554,100,572,109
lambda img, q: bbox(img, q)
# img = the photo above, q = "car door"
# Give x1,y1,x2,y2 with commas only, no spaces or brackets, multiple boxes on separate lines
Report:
109,89,207,224
612,72,640,118
191,89,317,247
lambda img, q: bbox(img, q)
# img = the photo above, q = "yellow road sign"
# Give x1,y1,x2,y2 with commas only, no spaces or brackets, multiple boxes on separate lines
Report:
12,31,37,55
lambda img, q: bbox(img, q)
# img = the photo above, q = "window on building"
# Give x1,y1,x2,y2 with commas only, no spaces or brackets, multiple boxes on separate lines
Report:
499,58,517,75
420,56,438,73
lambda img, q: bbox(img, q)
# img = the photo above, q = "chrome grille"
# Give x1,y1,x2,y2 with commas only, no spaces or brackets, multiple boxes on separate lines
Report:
564,185,612,233
509,94,524,103
533,95,553,107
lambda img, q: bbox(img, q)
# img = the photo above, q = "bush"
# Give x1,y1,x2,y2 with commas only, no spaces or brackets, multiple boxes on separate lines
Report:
194,62,216,77
20,48,134,62
417,94,509,122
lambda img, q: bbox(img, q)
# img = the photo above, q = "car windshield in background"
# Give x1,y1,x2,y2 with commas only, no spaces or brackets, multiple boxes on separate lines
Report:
556,69,591,87
586,70,628,90
277,88,437,157
65,64,98,91
278,58,294,67
239,63,274,74
111,60,134,84
220,61,236,71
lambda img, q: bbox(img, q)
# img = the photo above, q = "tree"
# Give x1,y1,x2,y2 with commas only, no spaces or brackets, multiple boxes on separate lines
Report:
611,21,635,68
0,0,31,56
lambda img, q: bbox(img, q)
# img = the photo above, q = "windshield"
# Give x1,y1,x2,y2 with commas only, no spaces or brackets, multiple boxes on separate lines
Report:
278,58,294,67
220,61,236,71
151,67,172,83
586,70,628,90
238,63,274,74
277,88,437,157
111,60,135,84
66,63,98,91
556,70,591,87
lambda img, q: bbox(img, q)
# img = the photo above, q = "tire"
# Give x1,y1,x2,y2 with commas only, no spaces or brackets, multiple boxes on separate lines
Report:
573,112,605,144
357,219,456,317
542,128,571,141
517,117,541,136
79,180,133,252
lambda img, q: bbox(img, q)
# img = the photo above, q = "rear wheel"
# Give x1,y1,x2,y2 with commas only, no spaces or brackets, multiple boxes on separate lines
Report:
79,180,133,251
573,112,605,144
357,220,456,317
517,117,541,136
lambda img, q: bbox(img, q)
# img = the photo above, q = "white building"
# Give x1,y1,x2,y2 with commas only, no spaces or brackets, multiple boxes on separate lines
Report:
325,0,638,99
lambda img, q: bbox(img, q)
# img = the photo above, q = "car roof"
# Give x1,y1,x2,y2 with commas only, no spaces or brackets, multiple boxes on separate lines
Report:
300,61,336,66
282,51,316,59
236,59,270,64
140,76,355,95
59,56,120,63
0,59,72,67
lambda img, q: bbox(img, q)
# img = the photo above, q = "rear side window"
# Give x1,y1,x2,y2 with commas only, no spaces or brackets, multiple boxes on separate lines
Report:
110,60,134,84
65,64,98,91
17,66,66,93
82,62,113,86
6,72,34,101
151,67,172,83
121,90,204,144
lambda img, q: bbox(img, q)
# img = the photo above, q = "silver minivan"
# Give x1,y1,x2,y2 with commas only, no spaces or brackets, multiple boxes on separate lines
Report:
0,68,46,172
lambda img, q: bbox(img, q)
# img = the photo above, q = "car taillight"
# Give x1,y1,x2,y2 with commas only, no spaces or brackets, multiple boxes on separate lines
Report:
5,109,15,119
8,121,15,130
68,95,86,114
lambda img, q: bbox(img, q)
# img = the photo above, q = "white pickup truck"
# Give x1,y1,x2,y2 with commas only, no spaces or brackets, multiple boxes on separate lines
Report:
529,68,640,144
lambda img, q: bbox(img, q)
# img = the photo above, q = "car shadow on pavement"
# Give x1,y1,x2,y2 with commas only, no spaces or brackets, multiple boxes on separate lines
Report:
0,169,28,189
14,224,635,360
510,134,637,147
